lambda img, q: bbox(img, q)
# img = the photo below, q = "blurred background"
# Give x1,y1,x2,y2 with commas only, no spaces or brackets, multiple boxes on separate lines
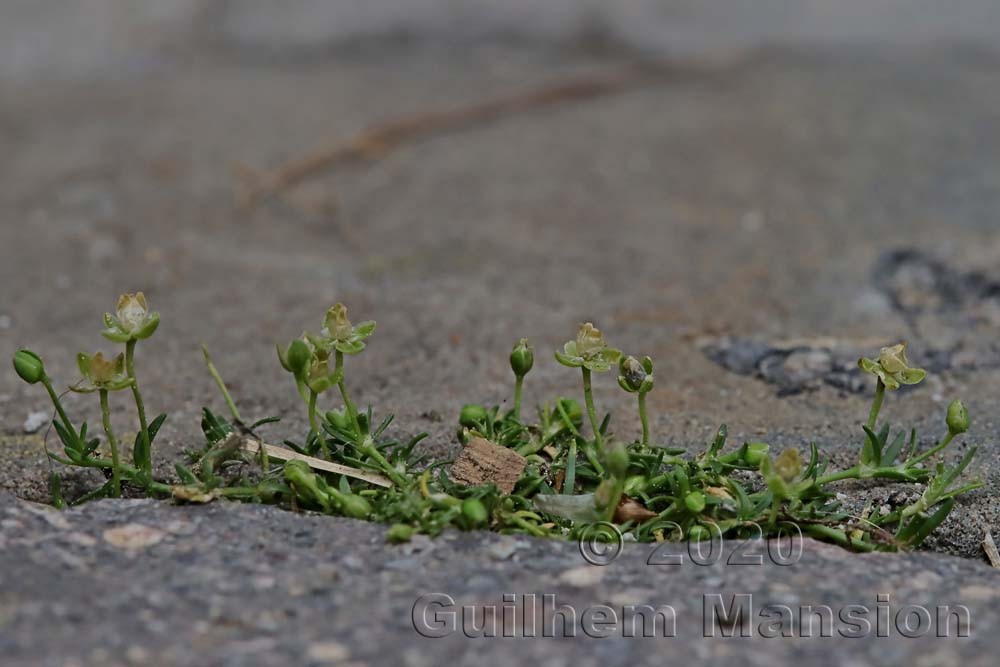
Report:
2,1,1000,541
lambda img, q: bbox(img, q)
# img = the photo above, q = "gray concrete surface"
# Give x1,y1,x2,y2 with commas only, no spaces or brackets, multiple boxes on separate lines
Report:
2,2,1000,665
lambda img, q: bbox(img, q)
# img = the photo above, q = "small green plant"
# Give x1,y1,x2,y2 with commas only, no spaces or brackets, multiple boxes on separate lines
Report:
11,299,984,554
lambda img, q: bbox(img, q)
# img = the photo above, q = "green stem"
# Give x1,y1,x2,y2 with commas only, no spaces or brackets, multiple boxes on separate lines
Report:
358,437,407,487
867,378,885,431
99,390,121,498
638,391,650,448
202,345,241,423
308,389,330,459
564,438,577,495
513,375,524,420
40,376,73,432
125,340,152,475
910,433,954,466
815,465,861,485
581,368,603,452
335,351,362,435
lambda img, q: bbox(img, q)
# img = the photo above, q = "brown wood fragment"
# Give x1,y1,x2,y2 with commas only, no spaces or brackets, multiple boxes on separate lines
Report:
449,437,526,495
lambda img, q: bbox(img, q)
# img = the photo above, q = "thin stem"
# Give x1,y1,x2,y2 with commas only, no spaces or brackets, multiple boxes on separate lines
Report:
307,388,331,460
99,389,121,498
202,345,241,423
358,436,407,487
513,375,524,420
638,391,650,448
335,351,362,435
910,433,954,466
40,376,73,431
867,378,885,431
125,340,152,475
564,438,577,495
581,368,603,452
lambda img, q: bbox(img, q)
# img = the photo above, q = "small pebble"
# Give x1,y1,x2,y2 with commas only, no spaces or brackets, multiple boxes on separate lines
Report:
23,411,49,434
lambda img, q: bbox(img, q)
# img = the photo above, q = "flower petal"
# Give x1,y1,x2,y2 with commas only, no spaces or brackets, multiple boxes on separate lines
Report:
554,350,583,368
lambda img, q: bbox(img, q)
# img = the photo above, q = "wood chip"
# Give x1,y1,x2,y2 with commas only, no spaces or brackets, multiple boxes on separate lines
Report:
241,438,393,488
984,530,1000,568
449,437,526,495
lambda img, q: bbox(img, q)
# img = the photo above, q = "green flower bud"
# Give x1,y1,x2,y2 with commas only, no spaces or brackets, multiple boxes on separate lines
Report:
325,409,351,431
684,491,706,513
743,442,770,466
462,498,489,526
605,440,630,479
286,339,311,375
946,399,970,436
13,349,45,384
336,493,372,520
386,523,415,543
459,404,488,429
623,475,648,496
688,524,710,542
510,338,534,378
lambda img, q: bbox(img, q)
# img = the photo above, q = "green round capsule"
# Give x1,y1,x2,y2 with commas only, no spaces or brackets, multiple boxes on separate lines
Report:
510,338,534,378
623,475,648,496
462,498,489,526
338,493,372,519
326,409,350,431
946,399,970,435
743,442,770,466
286,339,312,375
684,491,706,513
386,523,415,543
605,442,630,479
687,524,710,542
459,404,488,429
13,349,45,385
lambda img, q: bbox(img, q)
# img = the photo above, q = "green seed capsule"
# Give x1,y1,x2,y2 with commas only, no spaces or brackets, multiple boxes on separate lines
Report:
286,339,312,375
687,524,710,542
386,523,415,543
13,349,45,385
605,441,630,479
743,442,770,466
946,399,970,435
623,475,647,496
326,409,350,431
462,498,489,526
459,404,488,429
338,493,372,519
510,338,534,378
684,491,706,513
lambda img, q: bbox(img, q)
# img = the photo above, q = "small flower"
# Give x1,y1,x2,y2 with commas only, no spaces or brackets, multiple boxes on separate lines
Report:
554,322,622,372
71,352,132,393
13,349,45,385
102,292,160,342
858,342,926,390
509,338,534,378
309,303,376,355
617,355,654,393
773,448,802,483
